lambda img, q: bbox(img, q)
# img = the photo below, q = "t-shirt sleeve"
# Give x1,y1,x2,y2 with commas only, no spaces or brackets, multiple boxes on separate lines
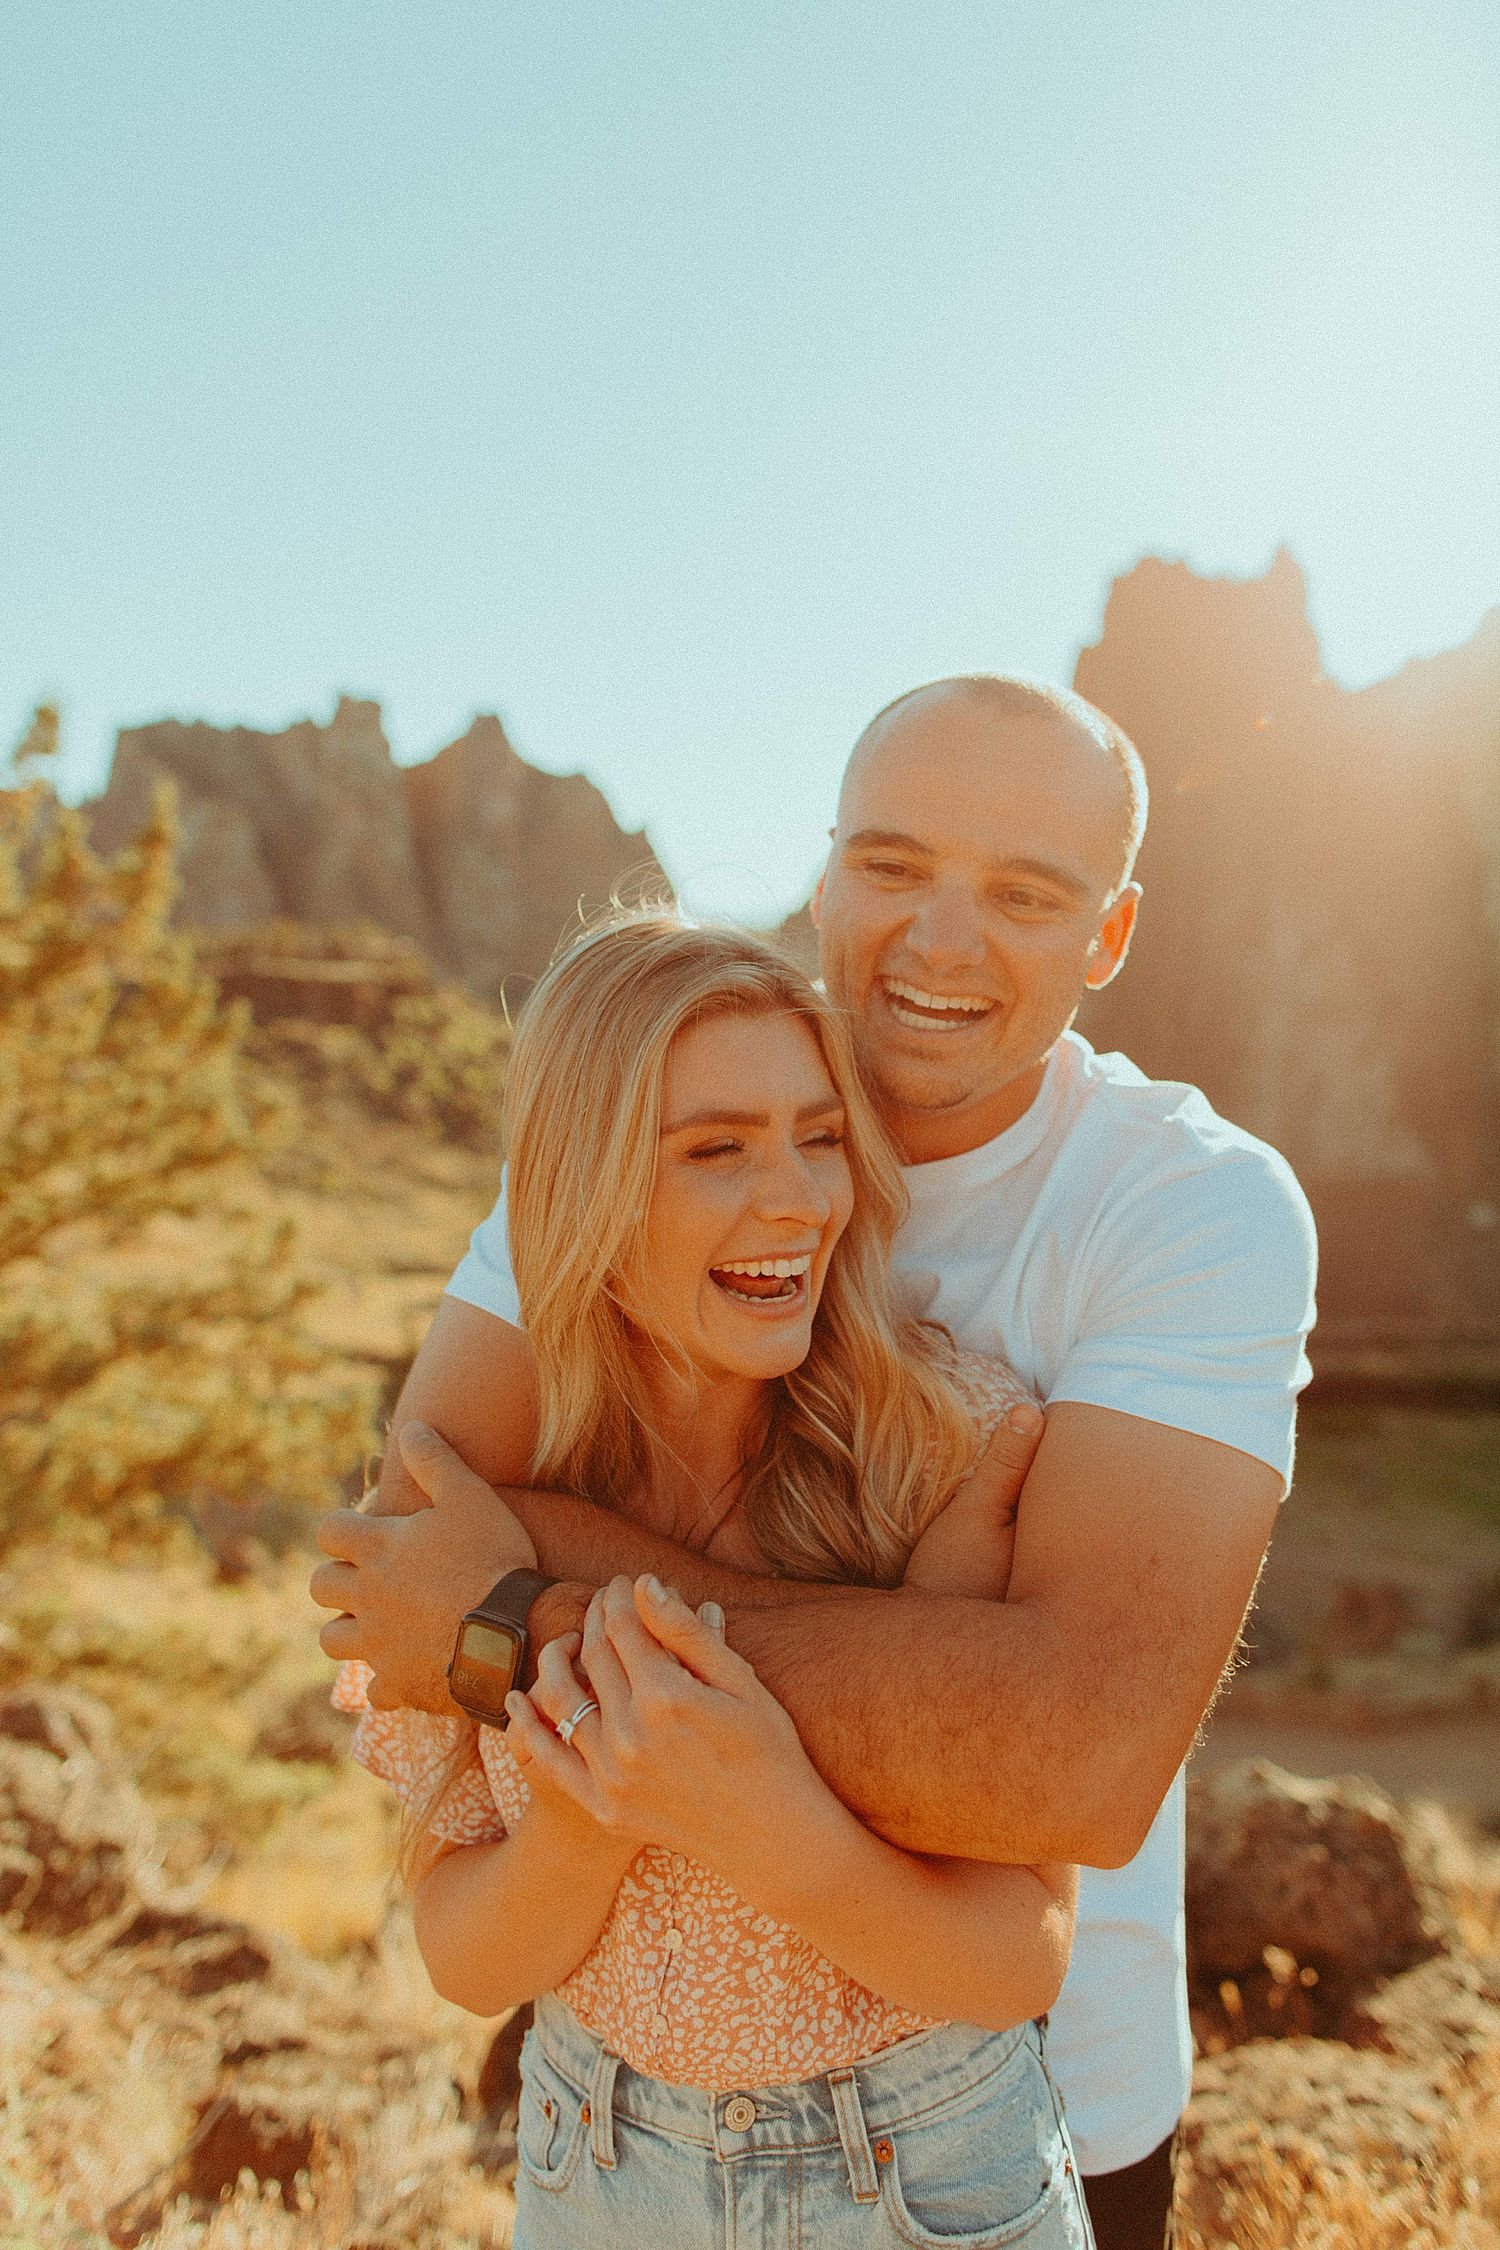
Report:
446,1174,521,1324
1048,1145,1317,1487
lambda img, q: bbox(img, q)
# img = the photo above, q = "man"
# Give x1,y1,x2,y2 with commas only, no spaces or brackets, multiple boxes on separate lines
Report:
313,676,1317,2250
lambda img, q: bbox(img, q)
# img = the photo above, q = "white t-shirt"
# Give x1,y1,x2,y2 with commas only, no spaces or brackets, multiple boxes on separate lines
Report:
447,1028,1318,2171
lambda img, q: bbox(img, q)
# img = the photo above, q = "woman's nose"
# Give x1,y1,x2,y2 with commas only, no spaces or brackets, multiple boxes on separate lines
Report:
756,1143,832,1224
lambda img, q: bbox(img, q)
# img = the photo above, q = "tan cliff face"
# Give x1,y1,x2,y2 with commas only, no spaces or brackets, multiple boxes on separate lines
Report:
87,698,667,1002
82,557,1500,1342
400,712,666,997
1073,552,1500,1338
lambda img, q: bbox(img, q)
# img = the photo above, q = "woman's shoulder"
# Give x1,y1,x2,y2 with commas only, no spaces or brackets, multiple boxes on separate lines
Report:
941,1344,1036,1440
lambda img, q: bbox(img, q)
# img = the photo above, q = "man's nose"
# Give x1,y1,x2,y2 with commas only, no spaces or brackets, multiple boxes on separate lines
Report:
907,885,988,971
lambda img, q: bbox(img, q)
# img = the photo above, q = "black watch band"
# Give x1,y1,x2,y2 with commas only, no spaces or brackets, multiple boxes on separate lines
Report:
468,1566,559,1635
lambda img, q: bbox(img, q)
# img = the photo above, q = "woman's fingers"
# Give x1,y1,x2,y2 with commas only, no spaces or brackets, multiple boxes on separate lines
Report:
503,1691,594,1804
581,1584,634,1725
633,1577,752,1691
529,1631,584,1716
598,1573,691,1698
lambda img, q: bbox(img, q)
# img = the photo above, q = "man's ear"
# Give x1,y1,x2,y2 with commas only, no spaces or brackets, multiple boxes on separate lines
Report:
1084,883,1141,991
810,870,826,927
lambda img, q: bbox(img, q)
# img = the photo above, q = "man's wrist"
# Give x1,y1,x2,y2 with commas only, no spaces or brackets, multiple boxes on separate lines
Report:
522,1579,595,1685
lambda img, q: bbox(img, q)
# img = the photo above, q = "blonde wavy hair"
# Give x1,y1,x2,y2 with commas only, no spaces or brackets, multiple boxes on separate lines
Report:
505,911,979,1587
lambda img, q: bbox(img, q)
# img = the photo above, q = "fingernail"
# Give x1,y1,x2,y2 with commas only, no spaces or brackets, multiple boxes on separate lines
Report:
700,1601,725,1637
1006,1401,1043,1434
643,1574,667,1603
402,1418,432,1441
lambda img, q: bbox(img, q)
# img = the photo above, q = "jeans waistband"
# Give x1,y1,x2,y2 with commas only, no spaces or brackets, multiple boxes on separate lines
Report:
530,1992,1040,2169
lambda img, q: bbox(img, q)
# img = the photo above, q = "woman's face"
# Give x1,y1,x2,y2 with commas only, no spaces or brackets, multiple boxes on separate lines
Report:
620,1007,856,1392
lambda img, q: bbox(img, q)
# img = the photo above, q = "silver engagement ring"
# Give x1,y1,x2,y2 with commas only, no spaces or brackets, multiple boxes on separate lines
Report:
555,1697,600,1745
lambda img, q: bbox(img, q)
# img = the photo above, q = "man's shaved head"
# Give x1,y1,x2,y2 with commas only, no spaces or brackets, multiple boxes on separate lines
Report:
841,675,1149,894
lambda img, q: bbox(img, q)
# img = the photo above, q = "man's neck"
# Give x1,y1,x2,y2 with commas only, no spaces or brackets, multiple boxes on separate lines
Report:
887,1054,1051,1166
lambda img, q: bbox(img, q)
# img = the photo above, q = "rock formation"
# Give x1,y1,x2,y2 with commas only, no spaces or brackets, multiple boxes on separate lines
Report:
401,713,665,994
1074,553,1500,1338
88,699,666,1002
83,558,1500,1339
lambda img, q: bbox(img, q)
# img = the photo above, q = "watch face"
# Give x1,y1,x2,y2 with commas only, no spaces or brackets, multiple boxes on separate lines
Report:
450,1617,523,1713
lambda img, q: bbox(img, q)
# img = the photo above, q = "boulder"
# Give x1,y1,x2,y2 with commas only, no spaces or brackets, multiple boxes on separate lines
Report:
1186,1760,1459,1993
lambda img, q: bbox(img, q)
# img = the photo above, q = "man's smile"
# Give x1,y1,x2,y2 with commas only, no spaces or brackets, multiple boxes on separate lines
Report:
880,975,999,1034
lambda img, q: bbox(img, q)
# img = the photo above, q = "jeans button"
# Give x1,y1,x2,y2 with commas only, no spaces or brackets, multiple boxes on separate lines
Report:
723,2095,757,2131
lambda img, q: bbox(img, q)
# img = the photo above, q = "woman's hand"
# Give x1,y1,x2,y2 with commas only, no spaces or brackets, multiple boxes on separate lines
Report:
502,1628,645,1870
504,1575,820,1863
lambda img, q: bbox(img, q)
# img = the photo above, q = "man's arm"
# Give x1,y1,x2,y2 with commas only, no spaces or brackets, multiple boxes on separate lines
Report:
316,1299,1278,1867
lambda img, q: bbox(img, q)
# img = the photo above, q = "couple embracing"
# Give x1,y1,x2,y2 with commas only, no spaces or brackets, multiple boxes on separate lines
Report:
314,675,1317,2250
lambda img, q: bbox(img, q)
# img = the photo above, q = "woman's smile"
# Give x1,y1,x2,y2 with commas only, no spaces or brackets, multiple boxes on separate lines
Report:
708,1251,814,1307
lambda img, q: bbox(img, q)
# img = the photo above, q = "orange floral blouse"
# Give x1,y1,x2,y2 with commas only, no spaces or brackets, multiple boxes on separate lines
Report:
334,1349,1029,2090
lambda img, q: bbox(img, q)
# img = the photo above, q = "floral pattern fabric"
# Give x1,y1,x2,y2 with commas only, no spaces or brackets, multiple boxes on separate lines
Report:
333,1348,1030,2089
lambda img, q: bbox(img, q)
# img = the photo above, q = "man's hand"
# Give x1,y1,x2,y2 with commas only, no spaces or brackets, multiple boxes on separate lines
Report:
310,1422,538,1713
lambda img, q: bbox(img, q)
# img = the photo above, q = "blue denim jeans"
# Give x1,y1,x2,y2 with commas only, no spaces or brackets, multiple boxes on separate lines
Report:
513,1992,1096,2249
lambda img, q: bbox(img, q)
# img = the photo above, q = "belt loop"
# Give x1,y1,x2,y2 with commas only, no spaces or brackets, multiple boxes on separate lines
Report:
827,2067,880,2205
588,2045,620,2169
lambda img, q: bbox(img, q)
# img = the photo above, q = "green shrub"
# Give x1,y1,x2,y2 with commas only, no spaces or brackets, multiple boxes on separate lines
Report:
0,784,376,1557
197,919,511,1150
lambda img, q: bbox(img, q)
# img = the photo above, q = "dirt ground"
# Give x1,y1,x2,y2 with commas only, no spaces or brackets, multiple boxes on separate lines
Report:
1196,1403,1500,1827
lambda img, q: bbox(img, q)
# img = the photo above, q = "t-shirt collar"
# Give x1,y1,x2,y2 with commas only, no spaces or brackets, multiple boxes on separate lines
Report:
900,1031,1085,1196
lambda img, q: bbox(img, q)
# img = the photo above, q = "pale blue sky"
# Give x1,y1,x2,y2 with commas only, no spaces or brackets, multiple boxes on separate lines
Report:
5,1,1498,919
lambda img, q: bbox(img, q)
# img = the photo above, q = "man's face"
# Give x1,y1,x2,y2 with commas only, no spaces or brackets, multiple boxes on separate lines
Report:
814,690,1139,1163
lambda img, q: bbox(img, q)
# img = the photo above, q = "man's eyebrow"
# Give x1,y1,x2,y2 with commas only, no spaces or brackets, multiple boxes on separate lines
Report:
999,856,1093,900
663,1098,846,1133
843,828,932,856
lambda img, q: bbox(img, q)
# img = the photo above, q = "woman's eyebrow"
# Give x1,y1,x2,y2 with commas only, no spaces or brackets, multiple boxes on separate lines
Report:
663,1098,846,1133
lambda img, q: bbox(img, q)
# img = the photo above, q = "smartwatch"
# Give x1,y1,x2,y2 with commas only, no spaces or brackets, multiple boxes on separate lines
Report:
447,1567,558,1726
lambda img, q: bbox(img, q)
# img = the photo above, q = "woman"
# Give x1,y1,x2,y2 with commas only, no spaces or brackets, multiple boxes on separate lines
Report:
337,914,1094,2249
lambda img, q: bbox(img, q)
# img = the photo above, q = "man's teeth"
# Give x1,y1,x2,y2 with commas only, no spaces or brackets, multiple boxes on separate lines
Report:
884,978,992,1016
715,1256,813,1279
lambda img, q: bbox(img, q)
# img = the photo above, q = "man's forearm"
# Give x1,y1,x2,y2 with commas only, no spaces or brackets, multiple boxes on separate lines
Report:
726,1591,1135,1865
530,1555,1147,1869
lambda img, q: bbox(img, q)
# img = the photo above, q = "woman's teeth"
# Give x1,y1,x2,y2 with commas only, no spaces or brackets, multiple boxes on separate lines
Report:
883,977,994,1031
711,1254,812,1303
